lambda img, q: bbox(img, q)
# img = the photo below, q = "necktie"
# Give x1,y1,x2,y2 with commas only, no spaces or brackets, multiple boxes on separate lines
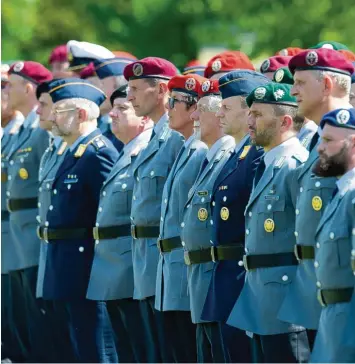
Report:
254,158,266,187
308,133,319,152
197,157,209,179
331,186,339,200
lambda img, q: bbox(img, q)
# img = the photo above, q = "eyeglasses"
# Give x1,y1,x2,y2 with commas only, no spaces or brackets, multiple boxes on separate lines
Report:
52,107,77,115
168,97,188,109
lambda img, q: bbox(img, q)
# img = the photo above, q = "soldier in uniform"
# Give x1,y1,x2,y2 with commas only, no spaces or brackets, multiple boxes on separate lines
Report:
182,59,206,76
310,108,355,362
181,78,235,362
86,85,153,363
350,67,355,107
277,49,354,349
124,57,184,362
259,55,292,79
204,51,255,80
201,70,269,363
48,44,70,79
1,64,25,362
80,62,103,89
155,74,208,362
5,61,53,362
39,78,119,363
227,83,310,362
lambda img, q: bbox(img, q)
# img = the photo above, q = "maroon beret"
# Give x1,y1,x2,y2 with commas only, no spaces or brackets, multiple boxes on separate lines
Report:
123,57,177,81
198,79,220,98
9,61,53,85
79,63,96,79
48,45,68,64
289,48,355,76
168,74,207,96
260,56,292,73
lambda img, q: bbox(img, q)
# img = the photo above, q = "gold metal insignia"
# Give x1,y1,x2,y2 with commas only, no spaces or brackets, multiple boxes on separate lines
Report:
57,142,67,155
312,196,322,211
74,144,87,158
198,208,208,221
239,146,251,159
19,168,29,180
220,207,229,221
264,218,275,233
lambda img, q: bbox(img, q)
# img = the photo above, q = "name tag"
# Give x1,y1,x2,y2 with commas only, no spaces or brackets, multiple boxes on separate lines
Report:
197,190,208,196
64,179,78,184
264,195,280,201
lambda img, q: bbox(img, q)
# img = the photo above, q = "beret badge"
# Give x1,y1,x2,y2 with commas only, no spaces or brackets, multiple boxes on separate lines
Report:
274,69,284,82
254,87,267,99
13,62,24,72
336,109,350,124
185,77,196,91
211,60,222,72
305,51,318,66
201,80,211,92
261,59,270,72
133,63,144,77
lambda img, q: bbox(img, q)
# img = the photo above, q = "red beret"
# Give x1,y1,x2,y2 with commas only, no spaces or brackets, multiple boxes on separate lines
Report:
80,63,96,79
289,48,355,76
198,79,220,98
123,57,177,81
260,56,292,73
204,51,255,79
276,47,305,57
168,74,207,96
9,61,53,85
48,45,68,64
112,51,137,60
338,50,355,62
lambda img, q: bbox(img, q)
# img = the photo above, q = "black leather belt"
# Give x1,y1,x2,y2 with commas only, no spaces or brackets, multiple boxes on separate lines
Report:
36,226,92,241
211,244,244,262
243,252,298,271
1,210,9,220
317,287,353,307
184,248,212,265
93,225,131,240
157,236,181,253
7,198,38,212
294,244,315,260
131,225,159,239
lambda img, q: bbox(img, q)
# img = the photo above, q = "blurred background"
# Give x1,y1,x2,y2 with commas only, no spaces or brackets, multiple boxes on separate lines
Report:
2,0,355,68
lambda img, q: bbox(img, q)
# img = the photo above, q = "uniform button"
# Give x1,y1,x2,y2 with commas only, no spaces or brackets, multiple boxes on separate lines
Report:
351,249,355,257
316,281,322,288
122,183,127,189
181,241,185,247
282,275,288,282
36,215,41,223
238,260,244,267
1,162,4,168
67,184,71,190
246,229,250,235
223,196,227,202
39,187,42,192
98,207,103,212
20,158,24,163
314,261,319,268
316,242,320,249
45,221,49,227
49,205,53,211
79,247,84,252
245,248,249,253
201,197,205,203
150,171,155,176
133,195,136,200
181,222,185,228
300,187,303,193
161,217,163,222
8,175,11,180
46,183,50,189
352,228,355,236
210,240,213,245
248,211,252,217
9,160,14,165
95,240,99,245
329,232,334,239
102,191,106,196
37,202,41,208
212,201,215,206
295,209,299,215
187,204,190,208
96,222,99,227
210,220,213,225
294,231,298,237
53,189,57,194
267,204,272,210
315,181,321,188
164,198,167,204
6,191,10,197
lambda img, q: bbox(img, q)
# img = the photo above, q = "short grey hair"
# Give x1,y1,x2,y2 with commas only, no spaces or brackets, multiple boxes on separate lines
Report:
145,78,169,87
112,75,128,90
65,98,100,120
314,70,351,94
198,95,222,113
271,104,299,131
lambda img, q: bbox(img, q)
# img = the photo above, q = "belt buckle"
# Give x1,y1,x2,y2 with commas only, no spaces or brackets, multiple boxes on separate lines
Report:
93,226,99,240
36,226,42,240
43,227,49,242
317,289,327,307
184,251,191,266
243,255,249,271
294,244,301,261
131,224,137,239
6,199,12,213
157,238,163,253
211,246,218,263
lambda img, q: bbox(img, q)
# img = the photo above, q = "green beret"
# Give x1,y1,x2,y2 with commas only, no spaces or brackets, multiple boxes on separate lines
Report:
273,67,294,85
246,82,297,108
309,41,349,51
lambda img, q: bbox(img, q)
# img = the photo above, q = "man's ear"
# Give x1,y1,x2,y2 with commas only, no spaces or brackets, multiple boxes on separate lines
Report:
77,108,88,122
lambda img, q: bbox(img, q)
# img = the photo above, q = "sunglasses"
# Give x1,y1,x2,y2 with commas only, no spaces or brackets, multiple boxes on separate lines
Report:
168,97,189,109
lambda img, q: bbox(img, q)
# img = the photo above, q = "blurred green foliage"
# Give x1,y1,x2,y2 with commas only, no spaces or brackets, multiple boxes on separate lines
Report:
2,0,354,67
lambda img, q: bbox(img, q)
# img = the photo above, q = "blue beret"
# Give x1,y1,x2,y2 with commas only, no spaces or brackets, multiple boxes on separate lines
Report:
320,108,355,130
218,70,271,99
48,78,106,106
94,58,134,79
182,66,206,77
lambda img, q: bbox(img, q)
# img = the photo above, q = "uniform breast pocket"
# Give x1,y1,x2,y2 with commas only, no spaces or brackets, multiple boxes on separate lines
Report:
190,194,212,229
306,177,336,213
111,180,134,213
257,198,287,235
140,164,169,198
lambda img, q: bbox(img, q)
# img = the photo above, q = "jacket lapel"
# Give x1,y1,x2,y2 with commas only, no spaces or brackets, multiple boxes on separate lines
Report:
316,194,342,235
298,146,318,181
247,164,274,208
103,152,132,186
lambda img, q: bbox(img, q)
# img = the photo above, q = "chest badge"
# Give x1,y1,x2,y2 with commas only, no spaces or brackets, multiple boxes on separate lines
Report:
18,168,29,180
198,208,208,221
312,196,322,211
264,218,275,233
220,207,229,221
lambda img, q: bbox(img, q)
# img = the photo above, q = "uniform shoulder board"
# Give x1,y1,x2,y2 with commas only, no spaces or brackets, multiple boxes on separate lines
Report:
74,144,88,158
292,149,309,163
159,127,170,141
57,141,67,155
92,137,107,151
239,145,251,160
215,150,224,161
301,135,310,147
274,156,286,169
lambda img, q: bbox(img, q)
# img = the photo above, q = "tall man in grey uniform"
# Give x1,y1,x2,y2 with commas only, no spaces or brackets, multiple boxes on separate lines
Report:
155,74,208,363
124,57,184,362
182,78,235,363
227,83,310,363
87,85,154,363
277,49,354,349
5,61,53,362
309,108,355,362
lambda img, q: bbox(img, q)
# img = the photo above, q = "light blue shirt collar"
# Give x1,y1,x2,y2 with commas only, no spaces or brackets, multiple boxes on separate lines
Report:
206,135,234,162
122,127,153,157
264,136,300,168
2,112,24,135
184,134,195,149
336,167,355,196
153,113,168,136
235,134,249,154
53,136,63,149
23,107,38,128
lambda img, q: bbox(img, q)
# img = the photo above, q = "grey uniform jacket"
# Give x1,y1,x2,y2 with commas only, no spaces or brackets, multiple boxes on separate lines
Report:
6,109,50,271
1,113,24,274
87,128,152,301
278,139,337,329
155,135,208,311
227,137,309,335
36,137,68,297
297,120,317,149
130,114,184,300
181,135,235,323
310,169,355,363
